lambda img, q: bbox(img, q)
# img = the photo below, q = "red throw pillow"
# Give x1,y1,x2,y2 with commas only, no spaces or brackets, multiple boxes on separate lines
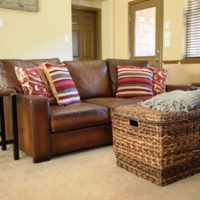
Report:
150,67,168,95
43,63,80,105
15,66,51,97
116,66,154,97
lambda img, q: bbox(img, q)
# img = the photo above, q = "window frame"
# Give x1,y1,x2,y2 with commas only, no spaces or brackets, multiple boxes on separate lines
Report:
181,0,200,64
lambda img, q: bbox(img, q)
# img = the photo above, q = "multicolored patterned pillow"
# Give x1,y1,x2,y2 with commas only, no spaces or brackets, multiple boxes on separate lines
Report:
150,67,168,95
43,63,80,105
116,66,154,97
15,66,51,97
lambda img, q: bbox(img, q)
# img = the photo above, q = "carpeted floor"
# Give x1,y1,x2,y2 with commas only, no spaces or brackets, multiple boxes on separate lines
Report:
0,146,200,200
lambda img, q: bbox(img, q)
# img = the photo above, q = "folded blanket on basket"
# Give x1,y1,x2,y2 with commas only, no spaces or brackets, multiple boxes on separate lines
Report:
140,89,200,112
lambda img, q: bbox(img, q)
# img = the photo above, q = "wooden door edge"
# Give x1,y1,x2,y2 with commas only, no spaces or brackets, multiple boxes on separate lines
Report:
72,4,102,60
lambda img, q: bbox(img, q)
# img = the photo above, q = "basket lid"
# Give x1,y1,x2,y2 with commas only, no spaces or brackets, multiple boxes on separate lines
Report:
112,104,200,125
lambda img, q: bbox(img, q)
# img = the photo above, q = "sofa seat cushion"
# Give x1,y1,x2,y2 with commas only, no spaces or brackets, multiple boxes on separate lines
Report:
50,102,110,132
84,97,150,110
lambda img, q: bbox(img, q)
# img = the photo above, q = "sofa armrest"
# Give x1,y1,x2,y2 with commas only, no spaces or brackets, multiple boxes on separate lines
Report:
166,84,193,92
17,94,51,162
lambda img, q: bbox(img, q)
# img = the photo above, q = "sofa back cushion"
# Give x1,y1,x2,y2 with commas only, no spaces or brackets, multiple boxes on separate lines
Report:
116,66,154,97
64,60,113,99
0,58,60,92
107,59,149,95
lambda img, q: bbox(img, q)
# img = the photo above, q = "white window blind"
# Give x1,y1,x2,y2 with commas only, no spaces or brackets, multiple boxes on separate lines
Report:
186,0,200,58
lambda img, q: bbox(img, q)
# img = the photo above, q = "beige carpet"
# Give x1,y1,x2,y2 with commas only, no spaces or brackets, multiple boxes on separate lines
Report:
0,146,200,200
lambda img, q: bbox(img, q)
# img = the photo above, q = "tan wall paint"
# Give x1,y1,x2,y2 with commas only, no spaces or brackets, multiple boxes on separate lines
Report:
113,0,130,59
163,0,200,85
112,0,200,85
0,0,72,61
165,63,200,85
0,0,113,61
101,0,113,59
163,0,184,61
0,0,199,85
112,0,185,60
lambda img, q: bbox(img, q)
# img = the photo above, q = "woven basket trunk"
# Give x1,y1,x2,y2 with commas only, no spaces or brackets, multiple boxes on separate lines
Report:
112,104,200,186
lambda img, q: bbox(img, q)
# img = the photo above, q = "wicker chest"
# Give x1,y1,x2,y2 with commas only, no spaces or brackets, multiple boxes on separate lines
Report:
112,104,200,186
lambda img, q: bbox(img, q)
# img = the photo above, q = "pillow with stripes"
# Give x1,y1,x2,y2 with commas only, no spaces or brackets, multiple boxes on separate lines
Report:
116,66,154,97
43,63,80,105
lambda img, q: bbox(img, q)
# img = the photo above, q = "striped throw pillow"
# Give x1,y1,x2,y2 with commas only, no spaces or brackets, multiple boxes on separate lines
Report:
43,63,80,105
116,66,154,97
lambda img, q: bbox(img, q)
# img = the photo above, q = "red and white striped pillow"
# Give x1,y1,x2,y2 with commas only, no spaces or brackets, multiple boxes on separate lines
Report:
43,63,80,105
116,66,154,97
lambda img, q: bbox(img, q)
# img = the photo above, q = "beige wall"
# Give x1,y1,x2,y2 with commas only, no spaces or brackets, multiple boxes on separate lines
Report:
163,0,200,85
113,0,130,59
163,0,184,61
1,0,199,84
112,0,200,85
112,0,185,60
0,0,113,61
0,0,72,61
101,0,113,59
165,63,200,85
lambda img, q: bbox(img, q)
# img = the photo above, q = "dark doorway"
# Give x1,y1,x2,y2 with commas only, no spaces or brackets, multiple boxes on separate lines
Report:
72,5,101,61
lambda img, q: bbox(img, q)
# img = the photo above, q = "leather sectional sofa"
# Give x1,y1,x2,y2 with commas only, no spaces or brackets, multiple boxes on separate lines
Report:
0,58,190,162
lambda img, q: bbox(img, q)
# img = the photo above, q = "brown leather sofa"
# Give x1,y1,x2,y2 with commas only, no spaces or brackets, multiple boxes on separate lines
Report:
0,58,189,163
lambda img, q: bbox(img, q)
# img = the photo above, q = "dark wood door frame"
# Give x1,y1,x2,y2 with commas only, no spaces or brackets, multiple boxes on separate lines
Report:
72,4,102,59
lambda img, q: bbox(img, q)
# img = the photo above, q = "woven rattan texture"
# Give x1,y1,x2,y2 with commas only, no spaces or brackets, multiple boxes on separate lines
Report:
112,104,200,186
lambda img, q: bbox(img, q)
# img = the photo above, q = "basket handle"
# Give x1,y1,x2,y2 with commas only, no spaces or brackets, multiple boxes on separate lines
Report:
129,119,139,127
